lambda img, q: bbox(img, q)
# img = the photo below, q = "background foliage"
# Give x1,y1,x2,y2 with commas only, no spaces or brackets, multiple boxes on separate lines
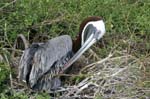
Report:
0,0,150,98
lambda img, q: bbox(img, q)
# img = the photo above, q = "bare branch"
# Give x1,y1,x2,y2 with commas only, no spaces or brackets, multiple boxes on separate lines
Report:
0,0,17,10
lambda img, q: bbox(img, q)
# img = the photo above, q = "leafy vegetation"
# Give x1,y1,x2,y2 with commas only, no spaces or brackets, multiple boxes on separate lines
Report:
0,63,10,93
0,0,150,98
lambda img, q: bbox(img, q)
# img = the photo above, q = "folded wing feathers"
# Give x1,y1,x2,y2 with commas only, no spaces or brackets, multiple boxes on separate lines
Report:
19,35,72,88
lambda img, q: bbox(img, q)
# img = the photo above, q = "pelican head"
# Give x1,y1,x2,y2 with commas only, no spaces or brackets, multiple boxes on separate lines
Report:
62,16,106,72
81,17,105,46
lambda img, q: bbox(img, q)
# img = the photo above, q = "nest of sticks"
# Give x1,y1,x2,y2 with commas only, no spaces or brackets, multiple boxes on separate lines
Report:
55,51,147,99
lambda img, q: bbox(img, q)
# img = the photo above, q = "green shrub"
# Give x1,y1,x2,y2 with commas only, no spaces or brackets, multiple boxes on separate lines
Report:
0,63,10,93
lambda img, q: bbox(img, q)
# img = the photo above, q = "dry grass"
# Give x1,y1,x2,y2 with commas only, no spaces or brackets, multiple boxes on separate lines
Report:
51,50,149,99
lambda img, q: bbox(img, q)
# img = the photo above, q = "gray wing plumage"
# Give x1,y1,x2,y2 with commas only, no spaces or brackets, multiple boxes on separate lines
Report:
18,35,72,90
18,43,41,82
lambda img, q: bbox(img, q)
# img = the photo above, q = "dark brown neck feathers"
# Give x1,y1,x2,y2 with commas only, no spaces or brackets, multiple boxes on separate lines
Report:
73,16,102,53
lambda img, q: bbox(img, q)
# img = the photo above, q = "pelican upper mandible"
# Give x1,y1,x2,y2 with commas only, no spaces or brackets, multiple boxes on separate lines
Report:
18,16,106,92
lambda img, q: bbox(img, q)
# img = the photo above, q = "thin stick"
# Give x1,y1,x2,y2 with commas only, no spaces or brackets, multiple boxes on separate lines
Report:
80,52,113,72
12,34,29,58
31,16,65,28
106,67,128,78
89,49,101,60
3,53,13,88
0,0,17,10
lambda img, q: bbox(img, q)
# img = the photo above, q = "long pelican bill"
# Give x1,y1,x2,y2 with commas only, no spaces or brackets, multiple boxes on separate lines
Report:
61,33,96,73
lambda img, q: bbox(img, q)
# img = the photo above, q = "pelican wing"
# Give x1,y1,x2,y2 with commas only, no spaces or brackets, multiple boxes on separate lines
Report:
19,35,72,88
18,43,40,82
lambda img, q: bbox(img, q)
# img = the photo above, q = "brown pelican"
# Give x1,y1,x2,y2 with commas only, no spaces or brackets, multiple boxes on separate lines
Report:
18,16,106,92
